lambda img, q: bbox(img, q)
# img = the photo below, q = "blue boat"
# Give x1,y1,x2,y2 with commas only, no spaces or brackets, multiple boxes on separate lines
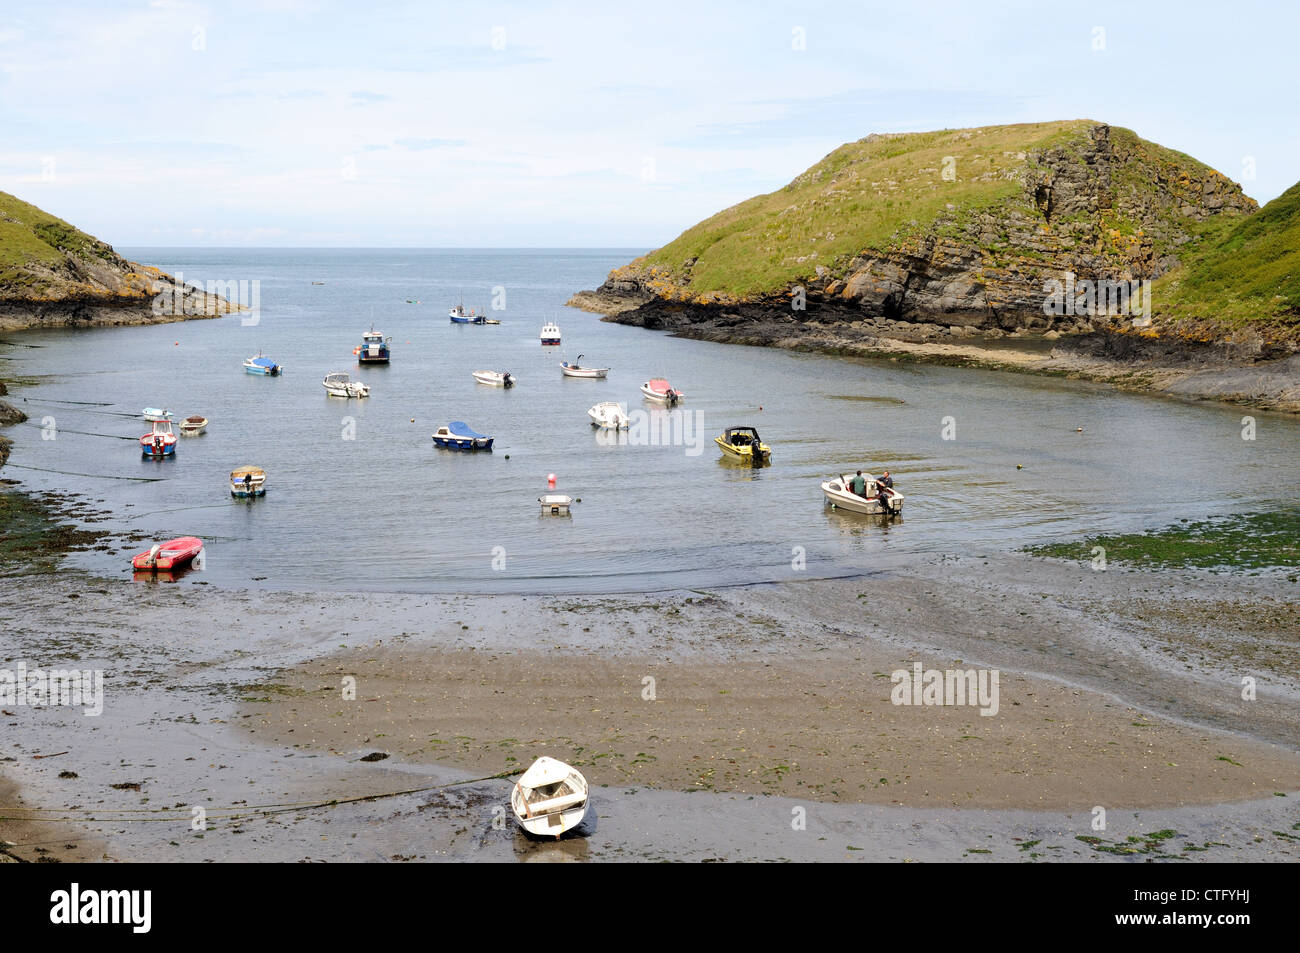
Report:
432,421,494,451
243,353,283,375
357,328,391,363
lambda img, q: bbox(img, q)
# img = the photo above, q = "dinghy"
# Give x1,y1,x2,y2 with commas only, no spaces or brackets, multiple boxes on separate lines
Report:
510,757,589,838
322,371,370,398
179,415,208,436
588,401,630,430
243,353,283,375
560,355,609,379
432,421,494,451
230,466,267,498
538,493,573,515
640,378,684,404
539,322,561,345
472,370,515,388
821,471,904,516
132,536,204,572
140,412,177,457
716,426,771,465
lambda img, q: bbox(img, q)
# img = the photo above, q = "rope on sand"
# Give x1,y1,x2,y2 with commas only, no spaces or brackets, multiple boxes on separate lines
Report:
3,464,166,482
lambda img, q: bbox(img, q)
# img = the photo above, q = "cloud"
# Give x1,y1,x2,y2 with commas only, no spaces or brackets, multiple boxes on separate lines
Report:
394,137,468,150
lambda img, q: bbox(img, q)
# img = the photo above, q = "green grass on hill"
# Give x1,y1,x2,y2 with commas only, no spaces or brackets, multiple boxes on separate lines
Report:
636,121,1093,297
0,190,115,290
1155,182,1300,333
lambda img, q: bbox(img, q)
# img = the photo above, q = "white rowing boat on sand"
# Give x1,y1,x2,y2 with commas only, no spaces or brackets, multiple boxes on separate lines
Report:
510,756,588,837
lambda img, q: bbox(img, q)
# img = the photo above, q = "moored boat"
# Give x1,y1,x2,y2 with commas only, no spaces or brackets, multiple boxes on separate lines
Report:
449,302,485,323
432,421,494,451
560,355,609,379
322,371,370,398
243,353,283,375
131,536,204,572
511,756,588,837
539,322,561,345
472,370,515,388
140,412,177,457
538,493,574,515
355,328,391,363
179,415,208,436
588,401,629,430
640,378,684,404
230,466,267,497
715,426,771,465
821,471,904,515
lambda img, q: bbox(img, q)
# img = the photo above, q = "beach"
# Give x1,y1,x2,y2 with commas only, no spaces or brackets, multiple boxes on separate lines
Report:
3,533,1297,862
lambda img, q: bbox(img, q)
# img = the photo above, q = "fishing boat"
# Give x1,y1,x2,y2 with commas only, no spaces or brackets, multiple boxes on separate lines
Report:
715,426,771,465
131,536,204,572
243,353,283,376
472,370,515,388
140,412,177,457
538,493,573,515
449,302,486,324
640,378,684,404
588,401,630,430
511,756,588,837
229,466,267,498
560,355,609,379
355,328,391,363
539,322,561,345
322,371,370,398
821,471,904,515
179,415,208,436
432,421,494,451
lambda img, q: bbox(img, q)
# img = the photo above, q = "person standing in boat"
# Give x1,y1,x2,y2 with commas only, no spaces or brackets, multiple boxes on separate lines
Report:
876,470,895,513
850,471,868,498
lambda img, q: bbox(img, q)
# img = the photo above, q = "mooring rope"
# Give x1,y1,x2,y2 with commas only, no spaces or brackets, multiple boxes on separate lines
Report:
2,464,166,482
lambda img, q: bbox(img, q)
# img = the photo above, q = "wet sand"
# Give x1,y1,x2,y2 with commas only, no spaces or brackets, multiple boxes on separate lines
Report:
1,551,1297,861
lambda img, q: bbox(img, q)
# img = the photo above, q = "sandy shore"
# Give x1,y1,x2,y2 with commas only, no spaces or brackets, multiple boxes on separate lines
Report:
1,545,1297,861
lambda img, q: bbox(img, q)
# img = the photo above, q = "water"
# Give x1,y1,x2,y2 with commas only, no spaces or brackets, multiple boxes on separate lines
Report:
3,248,1297,593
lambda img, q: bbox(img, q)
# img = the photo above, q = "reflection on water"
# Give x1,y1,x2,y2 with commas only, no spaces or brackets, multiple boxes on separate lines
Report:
3,248,1298,594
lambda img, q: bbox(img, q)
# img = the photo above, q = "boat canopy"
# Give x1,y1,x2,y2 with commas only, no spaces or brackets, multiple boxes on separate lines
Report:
725,427,761,440
447,421,488,439
248,357,279,369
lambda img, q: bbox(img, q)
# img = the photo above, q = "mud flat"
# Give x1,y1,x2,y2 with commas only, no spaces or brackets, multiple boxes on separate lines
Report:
1,544,1297,862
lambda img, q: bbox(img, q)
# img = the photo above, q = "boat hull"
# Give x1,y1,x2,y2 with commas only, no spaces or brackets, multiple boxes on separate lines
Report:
132,537,203,572
140,437,177,457
821,478,904,515
562,365,608,379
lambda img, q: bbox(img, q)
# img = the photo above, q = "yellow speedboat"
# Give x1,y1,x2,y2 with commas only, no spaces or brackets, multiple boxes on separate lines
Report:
715,426,771,465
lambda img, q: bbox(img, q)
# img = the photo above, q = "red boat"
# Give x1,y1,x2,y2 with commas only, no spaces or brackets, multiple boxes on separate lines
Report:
131,536,204,572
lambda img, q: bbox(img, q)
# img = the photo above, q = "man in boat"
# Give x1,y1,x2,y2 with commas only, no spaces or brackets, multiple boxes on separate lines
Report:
850,471,868,498
875,470,895,513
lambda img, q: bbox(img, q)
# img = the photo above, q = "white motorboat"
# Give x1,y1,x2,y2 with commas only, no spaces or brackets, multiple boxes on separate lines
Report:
588,401,630,430
473,370,515,388
322,371,370,398
560,355,609,379
821,471,904,515
538,493,573,515
539,322,561,345
510,756,588,838
179,415,208,436
640,378,684,404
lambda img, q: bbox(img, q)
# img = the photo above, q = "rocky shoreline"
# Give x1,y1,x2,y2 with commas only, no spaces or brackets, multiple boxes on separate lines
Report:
567,291,1300,413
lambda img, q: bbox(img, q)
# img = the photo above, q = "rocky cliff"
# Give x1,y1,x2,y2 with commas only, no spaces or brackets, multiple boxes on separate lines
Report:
0,190,237,332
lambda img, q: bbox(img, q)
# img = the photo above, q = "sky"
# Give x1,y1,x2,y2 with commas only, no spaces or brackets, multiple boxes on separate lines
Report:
1,0,1296,247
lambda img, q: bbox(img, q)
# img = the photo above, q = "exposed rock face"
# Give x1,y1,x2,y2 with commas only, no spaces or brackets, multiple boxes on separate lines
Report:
574,124,1255,338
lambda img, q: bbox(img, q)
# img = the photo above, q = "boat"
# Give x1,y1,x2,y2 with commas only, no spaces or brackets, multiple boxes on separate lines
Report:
640,379,684,404
243,353,283,375
355,328,391,363
820,471,905,516
588,401,630,430
322,371,370,398
510,756,588,837
432,421,494,451
539,322,561,345
715,426,771,465
538,493,573,515
482,318,501,325
140,412,177,457
560,355,609,379
449,302,481,323
472,370,515,388
131,536,204,572
179,415,208,436
230,466,267,497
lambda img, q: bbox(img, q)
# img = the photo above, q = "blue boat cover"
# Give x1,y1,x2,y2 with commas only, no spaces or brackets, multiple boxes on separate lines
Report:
448,421,488,439
249,357,278,369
